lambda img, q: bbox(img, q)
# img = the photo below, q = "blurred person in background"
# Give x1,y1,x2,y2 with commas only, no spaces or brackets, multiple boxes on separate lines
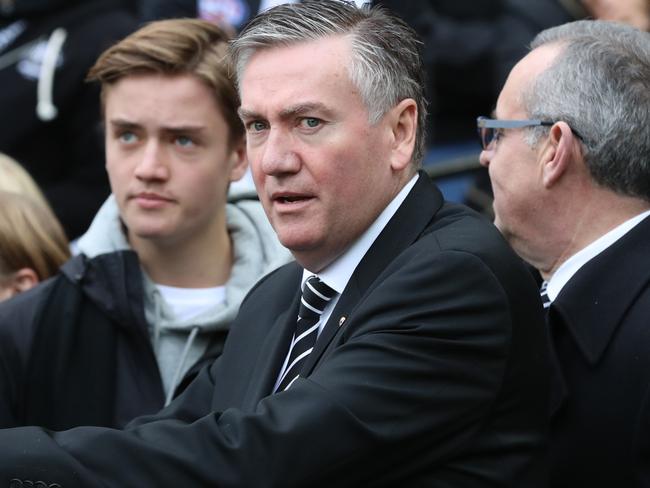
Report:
0,190,69,301
138,0,366,31
0,0,139,239
0,152,69,300
580,0,650,30
0,152,51,208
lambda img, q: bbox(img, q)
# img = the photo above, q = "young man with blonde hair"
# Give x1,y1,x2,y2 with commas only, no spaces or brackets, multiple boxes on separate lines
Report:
0,18,289,430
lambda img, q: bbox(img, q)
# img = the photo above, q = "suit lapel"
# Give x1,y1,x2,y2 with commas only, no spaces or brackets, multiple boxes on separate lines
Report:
548,214,650,416
553,215,650,364
547,311,570,416
241,266,302,407
303,172,444,373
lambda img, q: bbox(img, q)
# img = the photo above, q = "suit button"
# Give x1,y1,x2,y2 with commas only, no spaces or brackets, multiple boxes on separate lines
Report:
9,479,23,488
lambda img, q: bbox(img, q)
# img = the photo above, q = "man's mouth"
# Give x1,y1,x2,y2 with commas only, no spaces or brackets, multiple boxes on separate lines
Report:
278,195,308,203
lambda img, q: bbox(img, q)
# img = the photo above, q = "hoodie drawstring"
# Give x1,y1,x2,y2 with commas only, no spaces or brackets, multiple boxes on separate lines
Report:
36,27,66,121
164,326,200,407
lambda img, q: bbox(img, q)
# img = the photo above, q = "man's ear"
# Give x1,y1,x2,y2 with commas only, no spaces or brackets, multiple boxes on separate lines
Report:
387,98,418,172
228,138,248,183
541,122,575,188
4,267,40,298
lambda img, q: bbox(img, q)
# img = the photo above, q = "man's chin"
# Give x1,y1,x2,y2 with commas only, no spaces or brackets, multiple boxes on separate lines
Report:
127,226,173,243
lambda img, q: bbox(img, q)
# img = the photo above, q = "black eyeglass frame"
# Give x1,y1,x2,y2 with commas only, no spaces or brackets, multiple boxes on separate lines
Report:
476,116,583,150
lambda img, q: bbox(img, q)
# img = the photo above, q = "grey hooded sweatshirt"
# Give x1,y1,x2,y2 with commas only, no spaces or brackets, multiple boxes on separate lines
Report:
76,194,292,404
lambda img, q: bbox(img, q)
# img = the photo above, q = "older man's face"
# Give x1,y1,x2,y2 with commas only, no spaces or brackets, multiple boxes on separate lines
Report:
479,45,561,259
239,36,404,272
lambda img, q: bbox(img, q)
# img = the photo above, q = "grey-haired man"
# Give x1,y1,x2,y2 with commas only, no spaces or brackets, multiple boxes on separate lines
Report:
479,19,650,487
0,2,549,486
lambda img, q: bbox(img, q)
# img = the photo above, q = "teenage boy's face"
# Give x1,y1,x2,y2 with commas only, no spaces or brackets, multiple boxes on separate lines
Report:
104,73,246,247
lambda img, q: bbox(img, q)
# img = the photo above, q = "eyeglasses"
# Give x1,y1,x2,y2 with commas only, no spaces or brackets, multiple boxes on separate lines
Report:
476,116,555,150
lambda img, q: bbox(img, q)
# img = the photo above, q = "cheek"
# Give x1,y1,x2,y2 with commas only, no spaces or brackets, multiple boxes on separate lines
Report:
105,162,132,198
0,285,12,302
250,163,265,191
184,167,229,206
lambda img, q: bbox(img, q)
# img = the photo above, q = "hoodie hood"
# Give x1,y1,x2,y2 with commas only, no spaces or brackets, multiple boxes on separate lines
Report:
76,194,291,335
76,194,292,398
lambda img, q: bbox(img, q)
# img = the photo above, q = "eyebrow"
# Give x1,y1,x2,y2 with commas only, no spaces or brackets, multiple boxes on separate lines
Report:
108,119,206,134
238,102,334,122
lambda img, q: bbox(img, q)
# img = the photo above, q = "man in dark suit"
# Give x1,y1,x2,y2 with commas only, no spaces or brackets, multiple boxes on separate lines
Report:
478,19,650,487
0,1,549,486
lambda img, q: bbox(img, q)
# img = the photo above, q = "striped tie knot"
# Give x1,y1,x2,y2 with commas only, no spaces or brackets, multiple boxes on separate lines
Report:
276,275,336,392
540,281,551,309
297,275,336,326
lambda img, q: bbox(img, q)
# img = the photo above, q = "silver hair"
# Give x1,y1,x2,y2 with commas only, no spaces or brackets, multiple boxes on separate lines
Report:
524,20,650,201
229,0,428,167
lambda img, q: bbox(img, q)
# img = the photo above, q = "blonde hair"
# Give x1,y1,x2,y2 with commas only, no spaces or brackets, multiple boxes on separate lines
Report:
0,153,50,209
87,18,243,149
0,191,70,281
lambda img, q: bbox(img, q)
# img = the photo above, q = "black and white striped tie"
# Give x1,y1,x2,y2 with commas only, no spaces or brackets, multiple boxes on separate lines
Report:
276,275,336,392
540,281,551,309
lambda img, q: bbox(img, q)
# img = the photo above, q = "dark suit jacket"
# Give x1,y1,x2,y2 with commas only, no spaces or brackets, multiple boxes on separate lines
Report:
548,214,650,488
0,174,549,487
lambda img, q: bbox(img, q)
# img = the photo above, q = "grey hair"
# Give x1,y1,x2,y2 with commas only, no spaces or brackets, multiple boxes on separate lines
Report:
229,0,428,167
523,20,650,201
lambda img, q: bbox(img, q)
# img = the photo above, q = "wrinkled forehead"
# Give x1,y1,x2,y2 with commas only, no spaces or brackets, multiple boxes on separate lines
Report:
238,36,358,113
237,35,353,90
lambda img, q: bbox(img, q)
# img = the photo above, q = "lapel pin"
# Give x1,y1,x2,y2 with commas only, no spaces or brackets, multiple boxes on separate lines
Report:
338,316,347,327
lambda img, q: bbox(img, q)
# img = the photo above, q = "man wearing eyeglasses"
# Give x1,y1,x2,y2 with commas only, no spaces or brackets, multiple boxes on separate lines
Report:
478,19,650,488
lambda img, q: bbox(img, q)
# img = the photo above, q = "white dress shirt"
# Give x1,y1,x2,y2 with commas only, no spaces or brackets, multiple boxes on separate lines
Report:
546,210,650,301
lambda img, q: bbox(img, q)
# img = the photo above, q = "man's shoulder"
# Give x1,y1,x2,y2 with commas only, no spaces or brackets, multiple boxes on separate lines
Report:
560,214,650,306
0,272,64,356
0,251,110,328
422,201,518,263
401,201,539,309
240,261,301,302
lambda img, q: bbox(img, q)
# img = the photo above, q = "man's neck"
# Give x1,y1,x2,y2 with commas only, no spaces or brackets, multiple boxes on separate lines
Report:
540,190,650,280
130,225,233,288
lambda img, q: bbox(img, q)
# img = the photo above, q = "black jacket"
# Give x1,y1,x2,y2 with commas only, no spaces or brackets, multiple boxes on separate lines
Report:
0,174,549,487
0,251,220,430
548,215,650,487
0,0,138,238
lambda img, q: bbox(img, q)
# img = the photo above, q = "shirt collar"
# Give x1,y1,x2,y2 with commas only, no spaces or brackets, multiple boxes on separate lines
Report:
547,209,650,300
302,173,420,292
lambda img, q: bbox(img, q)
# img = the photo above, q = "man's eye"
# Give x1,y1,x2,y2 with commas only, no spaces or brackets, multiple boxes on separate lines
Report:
175,135,194,147
118,131,137,144
300,117,321,129
248,121,267,132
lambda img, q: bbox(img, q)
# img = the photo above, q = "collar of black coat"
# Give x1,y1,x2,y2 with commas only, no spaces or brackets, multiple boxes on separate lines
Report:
303,170,445,373
551,214,650,365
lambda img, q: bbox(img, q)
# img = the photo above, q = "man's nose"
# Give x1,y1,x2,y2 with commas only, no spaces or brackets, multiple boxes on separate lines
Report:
134,141,169,181
258,128,301,176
